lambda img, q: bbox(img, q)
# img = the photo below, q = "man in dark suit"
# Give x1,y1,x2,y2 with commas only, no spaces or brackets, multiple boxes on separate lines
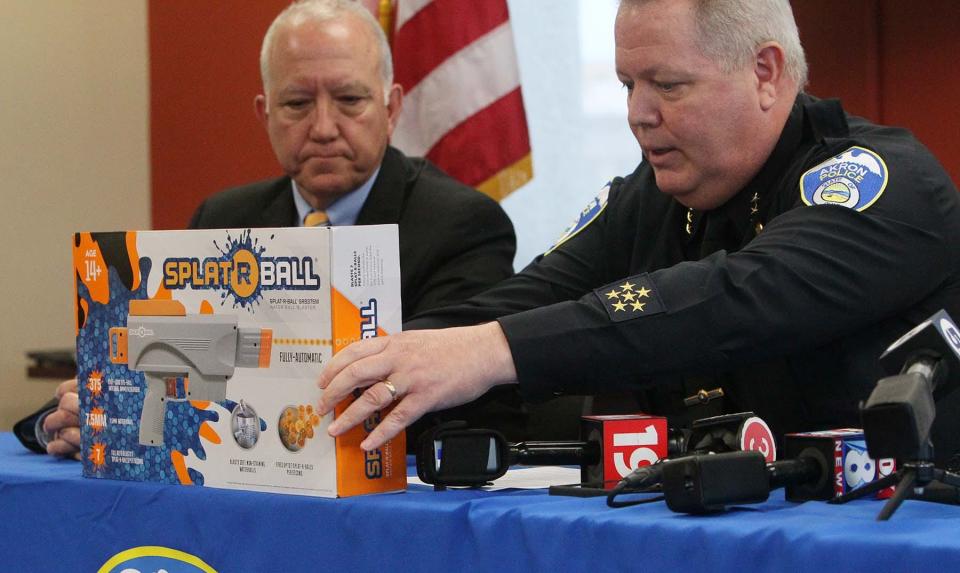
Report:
188,0,516,320
189,145,515,321
43,0,524,459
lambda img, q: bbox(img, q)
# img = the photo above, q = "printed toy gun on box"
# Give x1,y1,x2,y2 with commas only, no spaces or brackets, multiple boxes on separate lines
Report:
107,299,273,447
73,226,405,497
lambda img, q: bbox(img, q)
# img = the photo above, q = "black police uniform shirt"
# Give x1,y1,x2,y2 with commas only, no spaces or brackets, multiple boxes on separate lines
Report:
408,94,960,460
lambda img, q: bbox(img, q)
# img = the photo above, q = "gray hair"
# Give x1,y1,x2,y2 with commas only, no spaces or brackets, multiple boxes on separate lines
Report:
620,0,808,88
260,0,394,99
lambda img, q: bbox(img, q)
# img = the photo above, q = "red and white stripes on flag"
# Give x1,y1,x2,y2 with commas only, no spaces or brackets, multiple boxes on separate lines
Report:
384,0,533,201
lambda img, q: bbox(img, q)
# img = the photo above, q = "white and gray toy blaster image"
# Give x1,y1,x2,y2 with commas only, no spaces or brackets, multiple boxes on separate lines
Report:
108,300,272,447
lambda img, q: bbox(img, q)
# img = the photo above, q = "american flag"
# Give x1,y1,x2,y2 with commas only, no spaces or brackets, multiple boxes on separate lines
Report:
376,0,533,201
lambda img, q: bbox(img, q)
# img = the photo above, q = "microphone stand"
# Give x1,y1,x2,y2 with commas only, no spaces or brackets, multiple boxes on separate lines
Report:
828,443,960,520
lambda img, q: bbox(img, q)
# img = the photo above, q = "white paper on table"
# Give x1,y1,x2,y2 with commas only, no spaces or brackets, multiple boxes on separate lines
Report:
407,465,582,490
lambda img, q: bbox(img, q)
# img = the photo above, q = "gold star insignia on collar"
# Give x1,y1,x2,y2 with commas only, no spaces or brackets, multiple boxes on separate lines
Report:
605,289,620,300
636,286,651,298
612,301,627,312
620,281,635,292
631,301,645,311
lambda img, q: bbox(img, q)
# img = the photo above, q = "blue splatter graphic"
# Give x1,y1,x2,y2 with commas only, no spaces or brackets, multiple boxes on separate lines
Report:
77,257,218,485
212,229,266,311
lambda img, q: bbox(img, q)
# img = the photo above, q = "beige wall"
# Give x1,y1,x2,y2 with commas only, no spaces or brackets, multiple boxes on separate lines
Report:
0,1,149,430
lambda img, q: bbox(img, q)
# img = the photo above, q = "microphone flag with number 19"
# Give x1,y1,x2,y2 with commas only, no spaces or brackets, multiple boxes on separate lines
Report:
384,0,533,201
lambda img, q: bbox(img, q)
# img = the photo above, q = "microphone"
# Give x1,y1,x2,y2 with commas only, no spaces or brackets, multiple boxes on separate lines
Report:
614,412,777,492
662,449,830,514
415,414,669,488
862,310,960,460
578,414,669,488
418,413,778,492
662,430,897,513
784,429,896,501
508,440,599,466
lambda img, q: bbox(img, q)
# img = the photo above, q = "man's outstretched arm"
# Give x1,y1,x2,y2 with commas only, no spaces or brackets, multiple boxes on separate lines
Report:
316,322,518,451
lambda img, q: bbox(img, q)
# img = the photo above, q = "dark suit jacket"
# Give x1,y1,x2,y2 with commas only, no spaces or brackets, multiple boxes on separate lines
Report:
189,146,517,321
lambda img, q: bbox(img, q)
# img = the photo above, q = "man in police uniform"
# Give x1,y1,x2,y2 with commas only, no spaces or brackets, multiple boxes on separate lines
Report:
318,0,960,460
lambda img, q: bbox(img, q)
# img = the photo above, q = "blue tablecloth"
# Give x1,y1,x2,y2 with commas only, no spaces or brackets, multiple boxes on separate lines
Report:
2,432,959,572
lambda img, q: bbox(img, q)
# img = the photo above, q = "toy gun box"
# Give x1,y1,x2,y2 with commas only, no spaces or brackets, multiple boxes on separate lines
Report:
73,226,405,497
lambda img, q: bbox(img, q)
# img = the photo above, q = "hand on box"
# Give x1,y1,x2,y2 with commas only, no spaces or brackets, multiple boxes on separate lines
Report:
317,322,518,451
44,378,81,461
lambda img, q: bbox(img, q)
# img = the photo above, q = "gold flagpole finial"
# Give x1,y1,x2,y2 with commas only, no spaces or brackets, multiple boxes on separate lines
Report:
378,0,394,42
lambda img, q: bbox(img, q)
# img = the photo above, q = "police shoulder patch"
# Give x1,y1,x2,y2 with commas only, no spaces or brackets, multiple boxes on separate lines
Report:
544,182,612,255
800,146,889,211
594,273,665,322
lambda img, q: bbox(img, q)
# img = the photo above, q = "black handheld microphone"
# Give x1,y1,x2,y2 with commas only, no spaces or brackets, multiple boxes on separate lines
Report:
661,448,830,514
416,415,668,488
508,440,600,466
862,310,960,460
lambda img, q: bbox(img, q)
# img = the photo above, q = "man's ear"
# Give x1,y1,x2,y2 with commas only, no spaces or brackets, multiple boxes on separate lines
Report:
254,94,268,128
755,42,787,111
385,84,404,138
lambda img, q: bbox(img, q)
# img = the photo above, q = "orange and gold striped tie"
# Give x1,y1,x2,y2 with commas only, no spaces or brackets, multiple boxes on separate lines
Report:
304,210,329,227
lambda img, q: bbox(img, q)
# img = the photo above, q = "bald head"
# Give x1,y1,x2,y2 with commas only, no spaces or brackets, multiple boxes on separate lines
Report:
260,0,393,99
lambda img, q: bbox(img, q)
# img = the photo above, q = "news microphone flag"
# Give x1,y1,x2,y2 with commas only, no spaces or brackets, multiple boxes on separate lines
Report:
382,0,533,201
581,415,669,488
783,429,896,501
